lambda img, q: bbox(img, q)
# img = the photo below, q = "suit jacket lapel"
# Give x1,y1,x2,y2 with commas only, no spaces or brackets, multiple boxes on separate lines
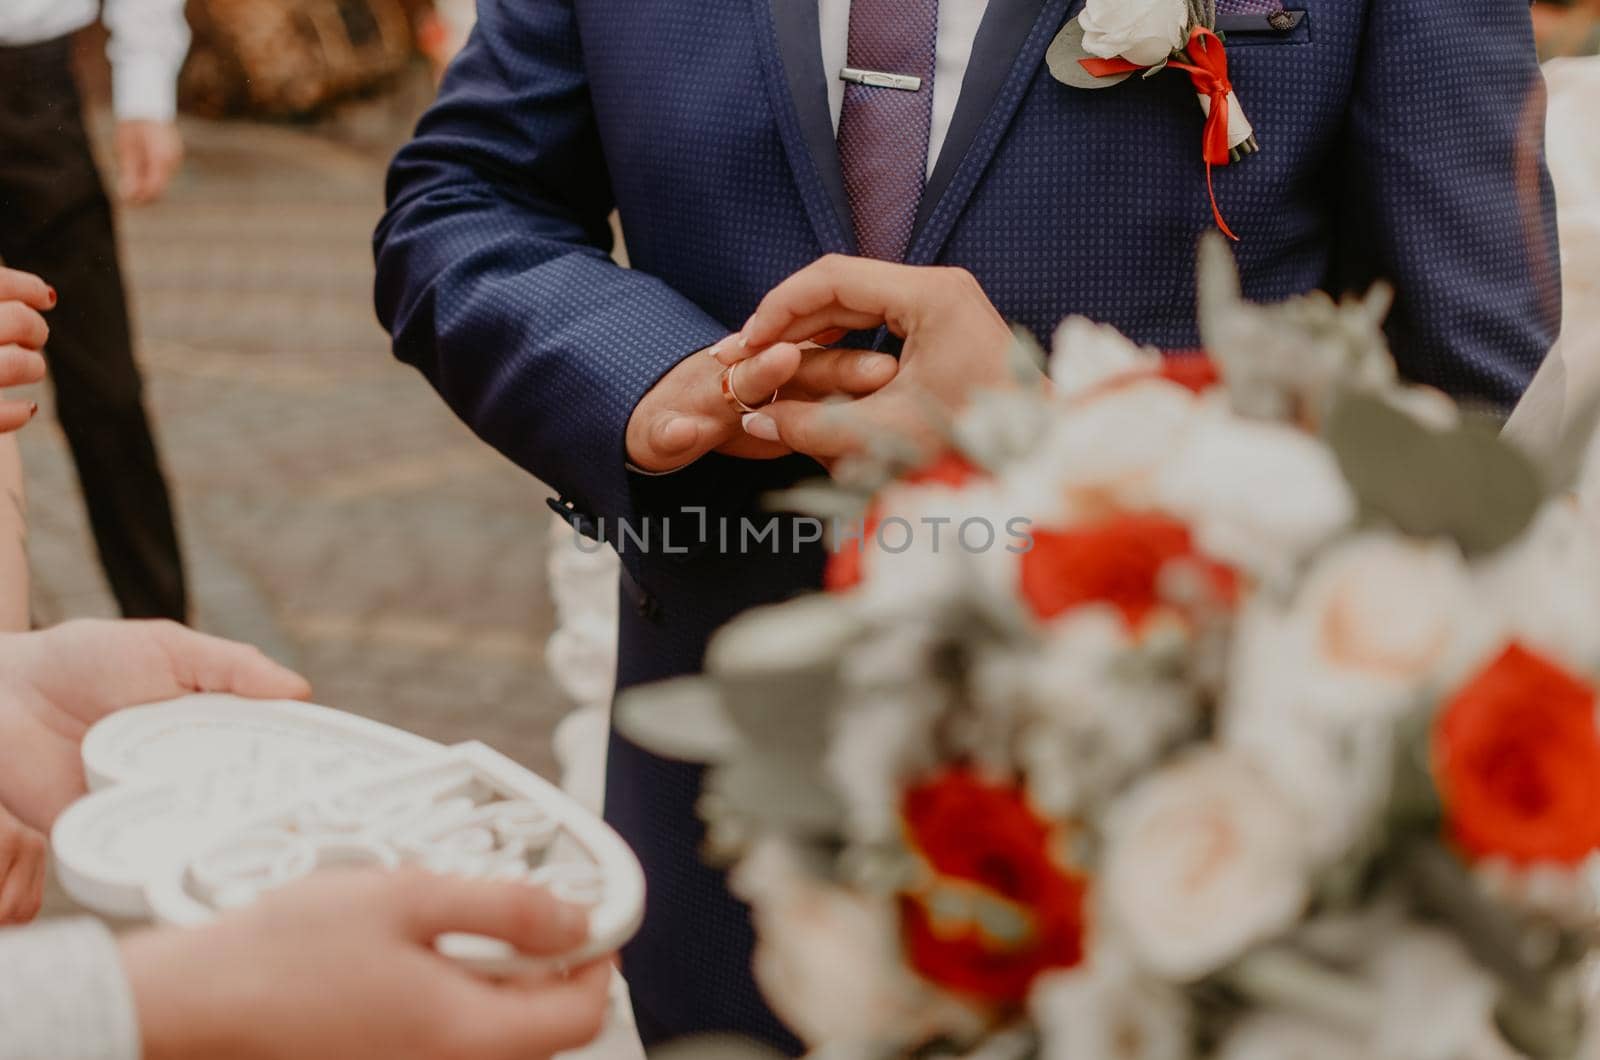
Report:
908,0,1080,264
752,0,856,255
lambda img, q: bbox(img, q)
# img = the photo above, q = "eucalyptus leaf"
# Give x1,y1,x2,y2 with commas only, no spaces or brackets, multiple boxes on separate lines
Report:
715,665,841,763
707,594,865,679
1046,18,1134,90
613,676,743,763
704,754,843,837
1325,390,1544,556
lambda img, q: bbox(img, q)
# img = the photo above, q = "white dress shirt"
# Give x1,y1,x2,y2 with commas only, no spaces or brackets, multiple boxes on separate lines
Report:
819,0,992,177
0,0,191,122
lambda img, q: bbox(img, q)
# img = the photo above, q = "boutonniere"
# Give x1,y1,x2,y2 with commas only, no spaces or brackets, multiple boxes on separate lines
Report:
1048,0,1255,240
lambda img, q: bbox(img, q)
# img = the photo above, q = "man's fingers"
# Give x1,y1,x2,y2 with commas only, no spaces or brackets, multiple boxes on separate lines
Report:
397,872,591,956
0,345,48,389
786,348,898,398
0,269,55,311
0,302,49,351
147,621,313,701
720,342,801,409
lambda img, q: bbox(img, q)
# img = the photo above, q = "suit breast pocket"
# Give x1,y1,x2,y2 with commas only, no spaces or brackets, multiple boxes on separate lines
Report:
1217,10,1313,47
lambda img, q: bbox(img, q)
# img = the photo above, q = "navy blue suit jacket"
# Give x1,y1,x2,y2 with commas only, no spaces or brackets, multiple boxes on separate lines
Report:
374,0,1559,1049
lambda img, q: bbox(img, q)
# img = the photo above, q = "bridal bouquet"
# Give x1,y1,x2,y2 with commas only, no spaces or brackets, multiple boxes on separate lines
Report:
620,238,1600,1060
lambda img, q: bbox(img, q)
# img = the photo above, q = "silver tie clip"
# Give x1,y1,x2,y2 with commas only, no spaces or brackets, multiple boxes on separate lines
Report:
839,67,923,92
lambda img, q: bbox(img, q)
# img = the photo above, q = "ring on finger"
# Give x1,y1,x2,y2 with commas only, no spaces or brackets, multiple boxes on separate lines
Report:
720,361,776,415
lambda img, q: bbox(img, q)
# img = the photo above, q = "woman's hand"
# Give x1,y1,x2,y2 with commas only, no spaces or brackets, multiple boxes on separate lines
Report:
0,267,52,432
0,620,311,832
720,256,1021,464
0,801,46,926
121,869,613,1060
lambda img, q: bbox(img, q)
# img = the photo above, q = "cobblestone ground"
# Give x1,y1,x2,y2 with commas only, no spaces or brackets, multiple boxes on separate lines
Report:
22,88,576,911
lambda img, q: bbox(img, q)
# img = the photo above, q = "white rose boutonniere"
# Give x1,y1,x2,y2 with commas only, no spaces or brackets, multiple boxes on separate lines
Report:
1046,0,1260,240
1078,0,1189,68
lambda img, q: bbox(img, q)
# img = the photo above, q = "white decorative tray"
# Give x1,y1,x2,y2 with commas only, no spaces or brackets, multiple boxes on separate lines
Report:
54,695,646,975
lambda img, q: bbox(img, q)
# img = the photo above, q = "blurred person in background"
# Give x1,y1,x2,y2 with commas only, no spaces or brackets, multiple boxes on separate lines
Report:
0,0,189,623
1534,0,1600,57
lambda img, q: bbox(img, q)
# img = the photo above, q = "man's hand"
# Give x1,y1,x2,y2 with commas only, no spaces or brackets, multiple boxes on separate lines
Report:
718,257,1019,464
115,120,184,206
0,620,311,832
625,336,898,471
0,802,45,926
0,267,52,431
121,869,613,1060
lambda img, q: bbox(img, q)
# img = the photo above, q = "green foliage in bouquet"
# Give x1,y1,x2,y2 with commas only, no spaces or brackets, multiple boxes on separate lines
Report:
618,239,1600,1060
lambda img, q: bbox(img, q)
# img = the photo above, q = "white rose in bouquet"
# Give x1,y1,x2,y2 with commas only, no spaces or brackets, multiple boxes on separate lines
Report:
1368,928,1499,1060
1232,534,1488,725
1475,499,1600,671
731,839,984,1049
1221,672,1392,868
1032,944,1191,1060
1156,410,1355,582
1078,0,1189,68
1049,316,1163,398
1103,750,1310,981
1012,379,1201,519
1215,1014,1366,1060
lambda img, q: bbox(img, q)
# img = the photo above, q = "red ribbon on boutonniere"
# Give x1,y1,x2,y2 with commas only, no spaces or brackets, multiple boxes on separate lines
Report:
1063,25,1253,241
1165,27,1240,240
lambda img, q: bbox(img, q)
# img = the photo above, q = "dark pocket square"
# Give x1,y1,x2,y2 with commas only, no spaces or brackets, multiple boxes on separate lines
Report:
1218,10,1313,46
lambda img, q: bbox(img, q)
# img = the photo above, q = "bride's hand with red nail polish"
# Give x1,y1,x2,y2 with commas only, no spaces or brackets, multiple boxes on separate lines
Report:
0,268,53,433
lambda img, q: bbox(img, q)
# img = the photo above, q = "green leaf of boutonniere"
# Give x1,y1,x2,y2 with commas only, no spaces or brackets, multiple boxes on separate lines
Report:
1046,17,1134,89
1324,389,1544,556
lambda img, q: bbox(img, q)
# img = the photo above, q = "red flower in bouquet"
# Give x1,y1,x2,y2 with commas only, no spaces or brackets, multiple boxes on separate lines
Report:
898,768,1088,1004
825,452,985,592
1156,352,1221,394
1434,643,1600,867
1020,512,1237,627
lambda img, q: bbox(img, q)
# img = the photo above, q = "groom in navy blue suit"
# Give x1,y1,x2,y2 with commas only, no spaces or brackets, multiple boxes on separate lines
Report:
375,0,1559,1049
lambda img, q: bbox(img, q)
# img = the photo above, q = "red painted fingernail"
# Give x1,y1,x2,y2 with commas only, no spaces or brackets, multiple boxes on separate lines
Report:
26,403,38,420
45,287,56,307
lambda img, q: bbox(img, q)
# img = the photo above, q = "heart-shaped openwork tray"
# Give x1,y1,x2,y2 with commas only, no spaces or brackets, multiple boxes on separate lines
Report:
54,695,645,973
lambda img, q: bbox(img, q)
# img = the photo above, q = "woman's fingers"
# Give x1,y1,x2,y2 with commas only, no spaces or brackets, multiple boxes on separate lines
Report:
0,345,48,389
784,348,898,398
0,301,49,351
740,256,949,351
0,268,54,312
0,812,46,926
0,400,40,434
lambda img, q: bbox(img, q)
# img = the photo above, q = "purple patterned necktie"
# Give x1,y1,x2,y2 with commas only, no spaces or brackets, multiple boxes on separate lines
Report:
836,0,939,262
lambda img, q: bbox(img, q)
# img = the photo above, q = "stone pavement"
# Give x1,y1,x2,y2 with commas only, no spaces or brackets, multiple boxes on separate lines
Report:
19,86,573,801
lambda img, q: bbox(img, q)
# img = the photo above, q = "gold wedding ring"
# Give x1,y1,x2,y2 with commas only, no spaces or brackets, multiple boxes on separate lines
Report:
720,360,775,415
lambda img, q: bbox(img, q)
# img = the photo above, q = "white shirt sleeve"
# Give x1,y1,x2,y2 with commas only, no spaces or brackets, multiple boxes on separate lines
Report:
103,0,192,122
0,919,143,1060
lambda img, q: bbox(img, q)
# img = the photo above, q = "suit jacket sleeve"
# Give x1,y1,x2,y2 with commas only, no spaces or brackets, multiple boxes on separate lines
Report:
1331,0,1561,408
373,0,727,540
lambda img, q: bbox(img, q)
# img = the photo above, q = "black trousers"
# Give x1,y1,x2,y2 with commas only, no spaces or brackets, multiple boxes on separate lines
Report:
0,37,186,621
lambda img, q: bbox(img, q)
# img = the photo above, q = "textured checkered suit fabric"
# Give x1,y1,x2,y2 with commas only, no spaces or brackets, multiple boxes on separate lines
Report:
374,0,1559,1052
